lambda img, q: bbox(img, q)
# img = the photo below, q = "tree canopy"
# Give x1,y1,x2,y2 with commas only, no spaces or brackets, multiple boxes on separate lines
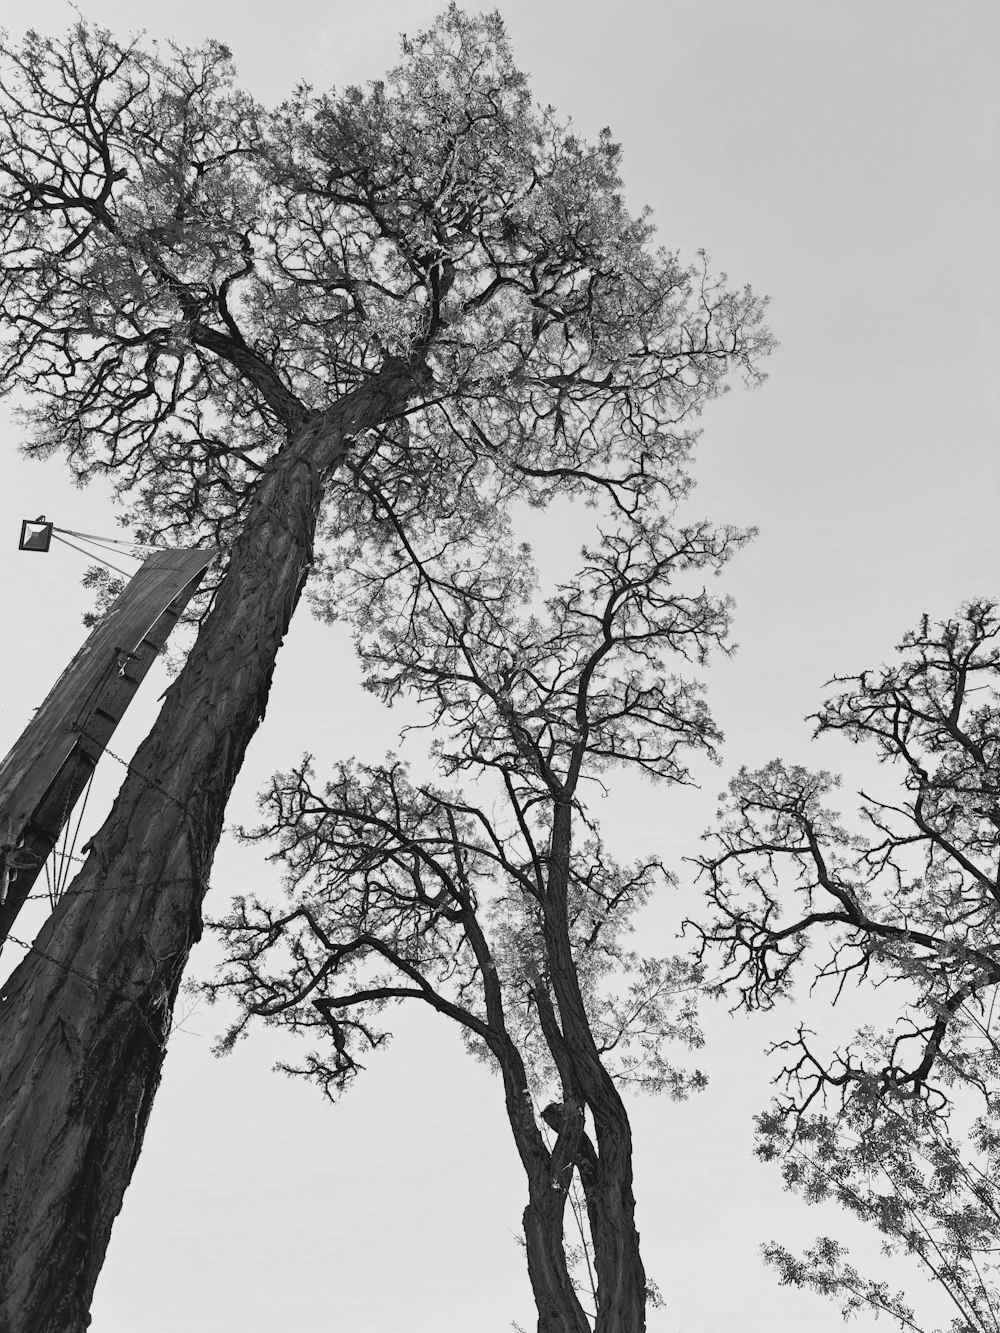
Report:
0,4,769,557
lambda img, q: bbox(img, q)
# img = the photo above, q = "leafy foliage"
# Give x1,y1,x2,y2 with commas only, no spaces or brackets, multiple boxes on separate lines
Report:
0,5,770,560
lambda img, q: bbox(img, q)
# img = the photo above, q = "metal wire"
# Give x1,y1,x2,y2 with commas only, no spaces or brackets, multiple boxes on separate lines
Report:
50,531,133,577
48,763,95,909
57,526,173,551
48,528,218,577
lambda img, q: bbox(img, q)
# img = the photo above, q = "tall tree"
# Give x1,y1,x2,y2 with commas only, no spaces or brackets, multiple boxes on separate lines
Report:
688,600,1000,1331
201,490,747,1333
0,7,770,1328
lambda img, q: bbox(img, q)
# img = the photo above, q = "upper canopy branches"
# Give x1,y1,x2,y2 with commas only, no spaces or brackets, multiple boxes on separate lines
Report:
203,498,726,1103
311,500,752,802
0,6,771,550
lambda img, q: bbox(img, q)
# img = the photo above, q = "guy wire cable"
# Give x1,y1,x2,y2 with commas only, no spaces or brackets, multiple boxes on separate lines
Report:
48,531,134,578
55,526,175,550
48,525,218,575
48,522,177,577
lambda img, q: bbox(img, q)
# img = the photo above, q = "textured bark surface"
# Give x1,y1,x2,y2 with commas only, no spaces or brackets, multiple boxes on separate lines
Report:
0,365,414,1333
541,1102,646,1333
541,802,648,1333
494,1038,591,1333
473,933,592,1333
521,1190,593,1333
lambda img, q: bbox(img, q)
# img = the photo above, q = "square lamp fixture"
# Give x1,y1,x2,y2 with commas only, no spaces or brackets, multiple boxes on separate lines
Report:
19,516,53,553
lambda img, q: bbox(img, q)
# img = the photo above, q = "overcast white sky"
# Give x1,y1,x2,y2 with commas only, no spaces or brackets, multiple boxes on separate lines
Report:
1,2,997,1330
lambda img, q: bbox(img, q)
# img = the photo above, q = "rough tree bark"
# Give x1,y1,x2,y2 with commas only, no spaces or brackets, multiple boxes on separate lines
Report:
522,1186,593,1333
541,800,647,1333
468,908,592,1333
0,361,417,1333
493,1030,592,1333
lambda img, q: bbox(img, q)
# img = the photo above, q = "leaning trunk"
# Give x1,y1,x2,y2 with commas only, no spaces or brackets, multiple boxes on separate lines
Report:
582,1125,646,1333
0,365,414,1332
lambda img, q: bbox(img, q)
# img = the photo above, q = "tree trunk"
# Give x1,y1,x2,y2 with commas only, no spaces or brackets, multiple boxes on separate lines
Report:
542,1105,647,1333
485,1011,591,1333
586,1123,646,1333
0,364,415,1333
522,1189,593,1333
540,802,648,1333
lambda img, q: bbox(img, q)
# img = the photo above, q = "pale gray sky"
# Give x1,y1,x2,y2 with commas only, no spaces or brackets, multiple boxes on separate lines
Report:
0,3,997,1330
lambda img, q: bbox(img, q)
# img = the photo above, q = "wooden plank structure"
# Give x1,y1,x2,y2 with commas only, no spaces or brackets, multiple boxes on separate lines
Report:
0,545,217,946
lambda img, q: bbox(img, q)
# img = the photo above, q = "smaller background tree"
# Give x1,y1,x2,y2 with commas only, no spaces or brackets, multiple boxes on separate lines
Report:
688,600,1000,1332
198,489,749,1332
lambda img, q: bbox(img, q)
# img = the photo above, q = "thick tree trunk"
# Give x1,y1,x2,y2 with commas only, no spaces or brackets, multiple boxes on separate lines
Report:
485,1009,591,1333
540,801,648,1333
0,364,415,1333
541,1103,646,1333
522,1189,593,1333
586,1123,646,1333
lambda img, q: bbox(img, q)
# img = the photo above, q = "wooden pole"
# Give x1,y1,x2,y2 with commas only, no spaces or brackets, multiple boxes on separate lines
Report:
0,547,216,945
